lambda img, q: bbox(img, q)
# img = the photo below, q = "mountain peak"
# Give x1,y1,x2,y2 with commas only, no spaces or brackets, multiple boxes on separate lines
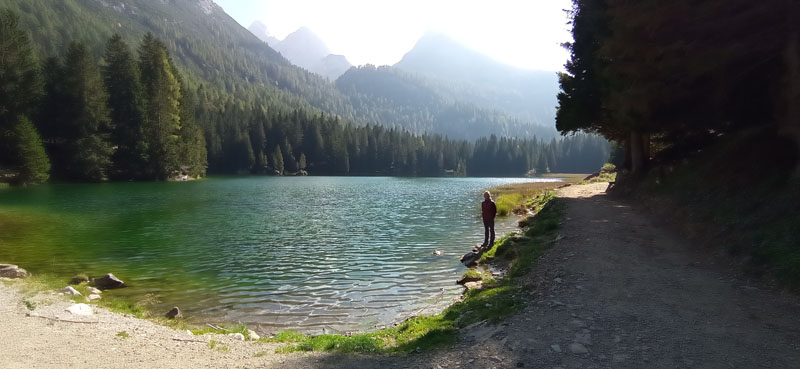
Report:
197,0,219,15
279,27,331,57
248,21,280,45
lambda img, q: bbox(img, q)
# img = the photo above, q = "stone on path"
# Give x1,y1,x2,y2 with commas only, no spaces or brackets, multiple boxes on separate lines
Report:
60,286,82,296
165,307,182,319
66,303,93,316
0,264,29,279
569,342,589,354
228,333,245,341
86,287,101,295
574,332,592,345
92,273,125,290
88,294,101,301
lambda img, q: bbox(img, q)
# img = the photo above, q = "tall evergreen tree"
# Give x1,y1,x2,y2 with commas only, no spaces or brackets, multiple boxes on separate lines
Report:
103,34,147,179
56,42,114,181
8,116,50,184
0,9,44,179
177,84,207,178
139,33,182,180
0,10,41,126
271,145,284,174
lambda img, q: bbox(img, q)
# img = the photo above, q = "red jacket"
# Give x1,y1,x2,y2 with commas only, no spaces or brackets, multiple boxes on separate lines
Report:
482,200,497,220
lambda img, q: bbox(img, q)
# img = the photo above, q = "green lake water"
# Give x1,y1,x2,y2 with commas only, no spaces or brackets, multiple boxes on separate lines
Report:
0,176,559,332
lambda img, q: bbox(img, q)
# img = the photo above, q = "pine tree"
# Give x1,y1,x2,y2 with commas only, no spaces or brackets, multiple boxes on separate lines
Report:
271,145,284,174
103,34,147,179
0,10,44,175
0,10,41,127
8,116,50,184
177,83,207,177
58,42,114,181
139,33,182,180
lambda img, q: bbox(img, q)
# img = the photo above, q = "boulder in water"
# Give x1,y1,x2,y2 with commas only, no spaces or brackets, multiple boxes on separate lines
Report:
460,252,480,267
91,273,125,290
457,274,483,285
165,307,182,319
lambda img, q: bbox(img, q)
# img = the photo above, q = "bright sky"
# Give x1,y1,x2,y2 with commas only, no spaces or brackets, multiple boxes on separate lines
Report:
214,0,573,72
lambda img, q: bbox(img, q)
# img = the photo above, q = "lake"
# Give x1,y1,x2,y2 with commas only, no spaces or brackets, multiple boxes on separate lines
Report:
0,176,559,332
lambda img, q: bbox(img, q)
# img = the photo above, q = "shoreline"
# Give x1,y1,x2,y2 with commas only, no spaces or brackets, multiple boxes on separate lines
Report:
0,177,581,357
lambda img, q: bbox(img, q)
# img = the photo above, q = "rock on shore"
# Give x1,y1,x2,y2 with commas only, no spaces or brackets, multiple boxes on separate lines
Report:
91,273,125,290
0,264,29,279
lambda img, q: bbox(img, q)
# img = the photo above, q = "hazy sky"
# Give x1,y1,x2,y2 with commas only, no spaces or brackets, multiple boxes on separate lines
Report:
214,0,573,72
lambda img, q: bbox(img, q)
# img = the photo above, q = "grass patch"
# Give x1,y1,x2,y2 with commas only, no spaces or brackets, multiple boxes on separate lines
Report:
265,193,564,354
581,163,617,184
495,193,522,216
208,339,229,352
254,351,268,358
487,176,577,217
116,331,130,339
95,293,159,319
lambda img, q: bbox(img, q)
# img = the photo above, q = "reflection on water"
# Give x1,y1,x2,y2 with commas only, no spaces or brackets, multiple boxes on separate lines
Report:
0,176,559,332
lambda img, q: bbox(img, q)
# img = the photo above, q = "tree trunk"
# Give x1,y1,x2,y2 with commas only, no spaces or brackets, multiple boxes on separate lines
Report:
623,136,632,171
630,131,645,174
778,13,800,178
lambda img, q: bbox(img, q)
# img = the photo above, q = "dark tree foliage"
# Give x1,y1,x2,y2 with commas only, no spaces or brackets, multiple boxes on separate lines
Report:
558,0,799,174
0,9,47,183
103,34,148,180
50,42,114,181
8,116,50,184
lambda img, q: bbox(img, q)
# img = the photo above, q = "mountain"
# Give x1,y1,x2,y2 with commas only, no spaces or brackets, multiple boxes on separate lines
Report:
395,32,560,133
247,20,280,46
251,25,352,80
336,65,553,139
4,0,551,140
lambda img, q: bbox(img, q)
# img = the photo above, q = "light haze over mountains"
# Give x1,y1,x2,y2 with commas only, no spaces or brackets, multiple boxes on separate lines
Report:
249,23,559,135
249,21,352,80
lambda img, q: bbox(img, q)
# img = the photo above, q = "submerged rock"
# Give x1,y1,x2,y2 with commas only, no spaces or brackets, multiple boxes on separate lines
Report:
460,252,480,267
66,303,93,316
0,264,29,279
165,307,182,319
457,274,482,285
91,273,125,290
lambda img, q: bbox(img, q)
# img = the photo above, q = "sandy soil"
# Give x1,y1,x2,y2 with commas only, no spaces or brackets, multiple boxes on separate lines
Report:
3,182,800,368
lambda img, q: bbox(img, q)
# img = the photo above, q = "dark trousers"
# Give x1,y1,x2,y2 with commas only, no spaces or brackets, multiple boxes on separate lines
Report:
483,218,495,246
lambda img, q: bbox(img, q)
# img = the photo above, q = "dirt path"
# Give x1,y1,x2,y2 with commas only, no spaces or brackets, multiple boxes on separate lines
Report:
3,183,800,368
369,182,800,368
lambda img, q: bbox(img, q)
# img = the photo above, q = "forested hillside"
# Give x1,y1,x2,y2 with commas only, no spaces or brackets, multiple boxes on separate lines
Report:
336,65,552,139
4,0,560,141
0,0,611,184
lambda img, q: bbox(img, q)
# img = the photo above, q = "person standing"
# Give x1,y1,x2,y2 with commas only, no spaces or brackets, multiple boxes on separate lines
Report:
481,191,497,248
